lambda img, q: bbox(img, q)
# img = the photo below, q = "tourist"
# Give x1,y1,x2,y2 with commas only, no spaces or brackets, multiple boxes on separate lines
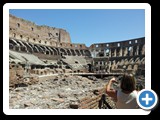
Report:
106,73,139,109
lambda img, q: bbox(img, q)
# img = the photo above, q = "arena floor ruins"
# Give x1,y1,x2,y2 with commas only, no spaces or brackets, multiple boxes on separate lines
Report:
9,14,145,109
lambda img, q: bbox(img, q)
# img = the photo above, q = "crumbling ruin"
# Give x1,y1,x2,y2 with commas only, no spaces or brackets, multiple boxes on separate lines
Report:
9,14,145,109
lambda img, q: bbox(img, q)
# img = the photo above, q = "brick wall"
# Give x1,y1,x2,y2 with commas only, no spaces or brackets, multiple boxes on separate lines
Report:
9,14,71,46
9,63,39,88
69,87,116,109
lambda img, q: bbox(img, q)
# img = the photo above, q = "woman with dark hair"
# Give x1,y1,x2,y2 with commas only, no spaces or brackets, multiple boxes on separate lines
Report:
106,73,139,109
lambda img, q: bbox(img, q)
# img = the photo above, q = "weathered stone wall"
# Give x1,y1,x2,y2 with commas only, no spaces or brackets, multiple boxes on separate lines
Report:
90,37,145,58
9,14,88,50
77,88,115,109
9,14,71,46
9,63,39,88
9,64,24,86
90,37,145,75
9,14,145,83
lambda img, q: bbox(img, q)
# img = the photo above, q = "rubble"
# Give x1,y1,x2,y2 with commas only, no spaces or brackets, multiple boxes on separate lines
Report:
9,14,145,109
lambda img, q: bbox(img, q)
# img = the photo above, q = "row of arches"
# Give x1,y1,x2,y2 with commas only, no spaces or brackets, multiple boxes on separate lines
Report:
92,57,145,74
9,39,91,57
11,33,55,46
111,57,145,66
91,44,145,58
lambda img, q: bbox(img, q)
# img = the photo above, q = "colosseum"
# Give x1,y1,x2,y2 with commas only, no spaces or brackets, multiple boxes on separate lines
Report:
9,14,145,109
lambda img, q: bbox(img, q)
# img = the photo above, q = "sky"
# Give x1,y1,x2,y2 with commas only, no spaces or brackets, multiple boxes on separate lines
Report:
9,9,145,47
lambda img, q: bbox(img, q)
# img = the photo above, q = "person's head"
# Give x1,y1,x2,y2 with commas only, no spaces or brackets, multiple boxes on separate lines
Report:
120,73,136,92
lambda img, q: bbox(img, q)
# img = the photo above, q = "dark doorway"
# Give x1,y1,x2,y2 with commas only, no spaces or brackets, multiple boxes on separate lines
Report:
100,66,102,70
87,64,92,72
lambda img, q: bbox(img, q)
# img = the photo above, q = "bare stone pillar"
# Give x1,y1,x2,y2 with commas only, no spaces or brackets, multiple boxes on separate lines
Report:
129,47,133,56
119,47,122,57
114,49,116,57
123,47,128,57
141,44,145,55
93,50,96,57
108,61,111,73
136,46,139,56
109,49,111,57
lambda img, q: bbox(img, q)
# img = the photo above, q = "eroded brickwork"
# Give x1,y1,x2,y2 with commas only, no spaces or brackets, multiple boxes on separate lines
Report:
9,14,145,109
89,37,145,75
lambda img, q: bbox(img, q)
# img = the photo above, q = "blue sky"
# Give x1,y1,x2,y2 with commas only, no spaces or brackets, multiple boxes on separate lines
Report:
9,9,145,47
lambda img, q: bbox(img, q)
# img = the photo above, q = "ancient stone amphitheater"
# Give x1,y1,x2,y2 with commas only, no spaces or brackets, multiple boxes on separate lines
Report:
9,14,145,109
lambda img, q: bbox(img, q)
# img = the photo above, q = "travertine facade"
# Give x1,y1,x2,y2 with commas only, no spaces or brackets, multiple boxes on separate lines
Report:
89,37,145,75
9,14,71,44
9,14,145,109
9,14,145,87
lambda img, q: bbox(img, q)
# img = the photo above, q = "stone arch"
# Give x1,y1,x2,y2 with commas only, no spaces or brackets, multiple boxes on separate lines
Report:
16,40,27,52
9,39,18,46
141,57,145,64
9,43,14,49
14,45,20,51
133,64,138,71
116,47,122,57
45,46,53,55
116,60,120,66
50,47,58,55
80,50,84,56
127,65,133,70
139,45,143,55
46,50,50,55
84,50,91,57
60,48,67,55
129,58,134,64
43,46,51,55
20,46,27,52
111,60,117,70
128,46,133,56
66,49,71,56
135,57,141,65
135,57,140,63
39,45,48,54
123,47,128,57
28,43,34,53
78,50,82,56
111,48,116,57
105,48,110,57
23,42,33,53
33,45,39,53
55,48,60,55
119,59,124,66
34,44,43,54
133,46,137,56
70,49,76,56
124,59,129,66
75,49,81,56
17,40,25,46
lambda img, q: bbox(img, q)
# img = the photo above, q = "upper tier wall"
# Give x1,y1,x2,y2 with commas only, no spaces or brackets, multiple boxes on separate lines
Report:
89,37,145,58
9,14,71,44
9,14,87,49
